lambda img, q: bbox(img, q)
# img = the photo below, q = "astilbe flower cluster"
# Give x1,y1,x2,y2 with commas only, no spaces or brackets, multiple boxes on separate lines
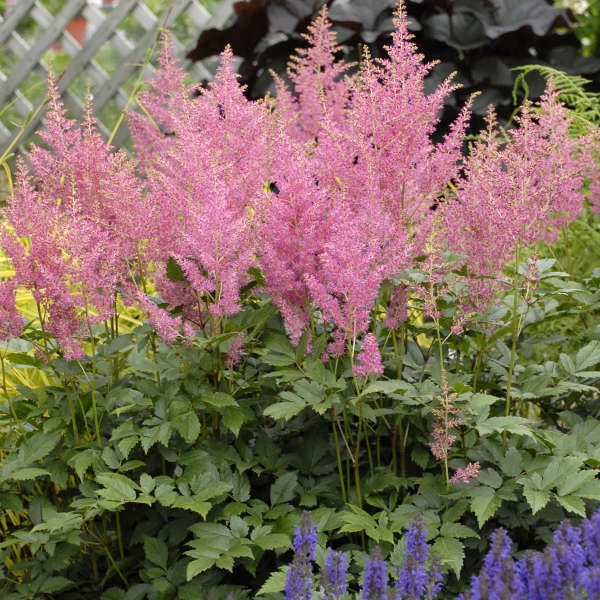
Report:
252,4,471,357
0,76,147,357
129,36,271,338
440,82,597,314
1,1,596,361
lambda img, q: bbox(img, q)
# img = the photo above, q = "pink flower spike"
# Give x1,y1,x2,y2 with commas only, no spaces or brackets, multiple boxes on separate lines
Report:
450,461,481,485
353,333,384,378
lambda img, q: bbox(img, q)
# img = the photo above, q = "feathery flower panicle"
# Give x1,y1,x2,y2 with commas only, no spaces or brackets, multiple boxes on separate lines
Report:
0,279,23,341
262,1,470,353
127,32,189,170
449,462,480,485
2,82,146,357
362,547,389,600
285,6,351,140
353,333,384,378
130,40,270,336
440,80,592,315
285,512,317,600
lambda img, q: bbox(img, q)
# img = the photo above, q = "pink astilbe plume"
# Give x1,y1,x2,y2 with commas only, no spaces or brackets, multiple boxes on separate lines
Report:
129,41,270,334
1,80,147,357
282,7,351,140
261,1,470,352
0,279,23,341
440,82,593,312
353,333,384,378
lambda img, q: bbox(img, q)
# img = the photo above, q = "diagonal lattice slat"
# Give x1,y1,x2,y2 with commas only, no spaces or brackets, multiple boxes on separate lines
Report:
0,0,235,153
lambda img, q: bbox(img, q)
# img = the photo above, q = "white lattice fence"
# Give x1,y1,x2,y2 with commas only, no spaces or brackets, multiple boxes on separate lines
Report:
0,0,235,152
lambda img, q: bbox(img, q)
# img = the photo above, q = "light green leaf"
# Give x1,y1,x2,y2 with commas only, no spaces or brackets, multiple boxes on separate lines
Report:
252,533,291,551
222,406,251,437
499,447,523,477
575,340,600,371
521,481,551,515
174,411,201,444
476,416,533,438
556,495,586,517
24,431,63,464
69,448,102,481
170,497,211,518
256,567,287,596
470,486,502,527
439,522,479,539
432,536,465,579
201,392,239,408
96,473,139,503
8,467,50,481
139,473,155,494
186,558,215,580
556,470,597,496
263,401,305,422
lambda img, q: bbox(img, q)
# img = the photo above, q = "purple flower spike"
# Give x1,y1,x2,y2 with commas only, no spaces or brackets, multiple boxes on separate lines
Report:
362,547,389,600
322,549,349,600
395,514,442,600
285,512,317,600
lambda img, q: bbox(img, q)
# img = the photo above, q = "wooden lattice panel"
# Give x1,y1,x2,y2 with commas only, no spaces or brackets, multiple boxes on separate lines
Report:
0,0,235,152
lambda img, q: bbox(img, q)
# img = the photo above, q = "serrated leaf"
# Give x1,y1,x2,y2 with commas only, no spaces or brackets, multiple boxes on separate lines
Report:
175,411,201,444
256,567,287,596
263,400,305,422
432,536,465,579
572,478,600,500
270,472,298,506
96,473,139,503
39,576,73,593
8,467,50,481
139,473,155,494
143,536,168,570
253,532,291,551
361,380,414,396
521,481,550,515
170,497,212,518
477,468,503,489
556,470,597,496
470,486,502,527
201,392,238,408
439,522,479,539
556,495,586,517
499,447,523,477
575,340,600,371
222,406,250,437
261,353,297,367
186,557,215,580
476,416,533,438
20,430,62,464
